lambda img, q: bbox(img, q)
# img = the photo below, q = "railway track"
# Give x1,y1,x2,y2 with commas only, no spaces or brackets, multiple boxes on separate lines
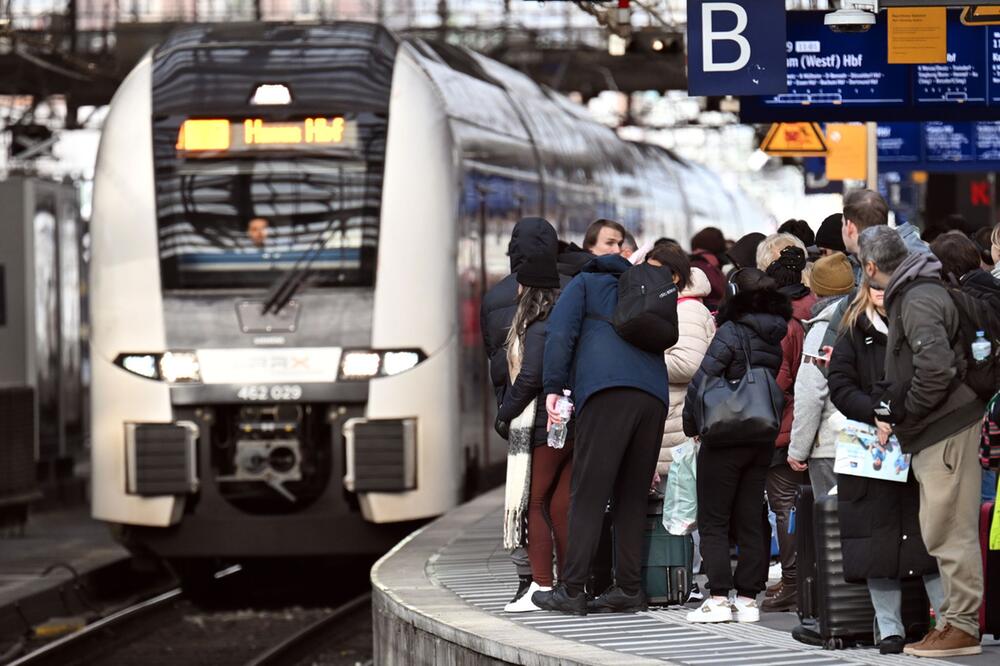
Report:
4,566,372,666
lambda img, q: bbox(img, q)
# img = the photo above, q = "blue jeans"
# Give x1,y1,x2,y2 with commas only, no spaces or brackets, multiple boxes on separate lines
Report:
983,469,997,502
868,575,944,639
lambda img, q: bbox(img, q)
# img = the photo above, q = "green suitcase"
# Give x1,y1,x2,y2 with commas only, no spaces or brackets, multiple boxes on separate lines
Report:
642,494,694,606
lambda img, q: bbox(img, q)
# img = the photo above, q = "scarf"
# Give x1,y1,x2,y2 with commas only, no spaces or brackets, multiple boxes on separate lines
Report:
503,334,535,551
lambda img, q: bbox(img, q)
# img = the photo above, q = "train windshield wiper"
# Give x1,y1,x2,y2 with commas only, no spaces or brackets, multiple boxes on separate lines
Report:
261,216,342,315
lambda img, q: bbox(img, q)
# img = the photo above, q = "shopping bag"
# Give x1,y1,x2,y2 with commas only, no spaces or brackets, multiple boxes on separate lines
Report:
663,439,698,535
833,420,910,483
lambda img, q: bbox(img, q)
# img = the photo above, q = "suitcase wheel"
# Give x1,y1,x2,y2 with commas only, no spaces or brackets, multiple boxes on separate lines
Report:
823,638,845,650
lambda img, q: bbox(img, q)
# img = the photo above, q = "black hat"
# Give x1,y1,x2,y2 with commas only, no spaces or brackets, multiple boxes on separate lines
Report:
726,232,766,269
815,214,847,253
777,219,815,248
517,251,560,289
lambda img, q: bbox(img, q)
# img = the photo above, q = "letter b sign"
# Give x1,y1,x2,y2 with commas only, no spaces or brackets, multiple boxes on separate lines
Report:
687,0,787,96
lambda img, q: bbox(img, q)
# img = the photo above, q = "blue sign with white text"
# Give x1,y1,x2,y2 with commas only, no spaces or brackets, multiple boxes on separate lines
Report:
742,9,1000,122
878,121,1000,171
687,0,787,96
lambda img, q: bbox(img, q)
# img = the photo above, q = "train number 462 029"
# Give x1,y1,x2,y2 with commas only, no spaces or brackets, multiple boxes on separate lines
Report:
236,385,303,401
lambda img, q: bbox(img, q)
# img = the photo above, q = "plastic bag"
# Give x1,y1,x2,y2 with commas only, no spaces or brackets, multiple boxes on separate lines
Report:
662,439,698,535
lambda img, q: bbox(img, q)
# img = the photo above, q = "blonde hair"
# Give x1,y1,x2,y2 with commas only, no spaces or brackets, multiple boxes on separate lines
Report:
756,233,807,271
841,278,883,334
992,222,1000,250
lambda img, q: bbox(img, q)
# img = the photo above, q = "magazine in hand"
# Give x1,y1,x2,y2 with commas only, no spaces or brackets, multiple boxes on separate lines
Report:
833,420,910,483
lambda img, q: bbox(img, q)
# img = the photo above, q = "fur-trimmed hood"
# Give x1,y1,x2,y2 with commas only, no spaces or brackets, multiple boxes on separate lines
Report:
716,288,792,346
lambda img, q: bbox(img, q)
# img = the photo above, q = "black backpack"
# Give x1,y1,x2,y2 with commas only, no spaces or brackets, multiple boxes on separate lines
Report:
949,286,1000,402
899,278,1000,402
593,263,680,354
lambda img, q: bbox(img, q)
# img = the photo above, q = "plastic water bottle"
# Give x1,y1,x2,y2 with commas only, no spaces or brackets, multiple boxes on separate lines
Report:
547,390,573,449
972,331,992,363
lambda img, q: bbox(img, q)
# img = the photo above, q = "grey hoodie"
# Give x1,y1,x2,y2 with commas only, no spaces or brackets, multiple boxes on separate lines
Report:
884,252,984,453
788,297,848,462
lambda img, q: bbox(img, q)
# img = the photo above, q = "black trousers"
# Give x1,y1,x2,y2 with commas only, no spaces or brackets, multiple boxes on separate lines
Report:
562,388,667,596
697,441,772,599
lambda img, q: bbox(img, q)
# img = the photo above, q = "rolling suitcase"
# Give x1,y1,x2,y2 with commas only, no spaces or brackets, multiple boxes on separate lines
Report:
796,485,818,622
980,501,1000,639
803,494,929,649
642,492,694,606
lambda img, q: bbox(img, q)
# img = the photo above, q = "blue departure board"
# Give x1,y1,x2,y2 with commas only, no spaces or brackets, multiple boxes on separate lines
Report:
878,121,1000,171
742,9,1000,122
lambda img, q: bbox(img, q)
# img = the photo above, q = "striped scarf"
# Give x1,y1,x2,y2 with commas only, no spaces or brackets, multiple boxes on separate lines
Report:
503,335,535,551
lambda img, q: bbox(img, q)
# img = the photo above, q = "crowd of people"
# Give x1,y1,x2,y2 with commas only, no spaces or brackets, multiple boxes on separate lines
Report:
480,193,1000,658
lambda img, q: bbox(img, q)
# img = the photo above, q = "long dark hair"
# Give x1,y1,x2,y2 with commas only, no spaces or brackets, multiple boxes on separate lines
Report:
506,287,558,355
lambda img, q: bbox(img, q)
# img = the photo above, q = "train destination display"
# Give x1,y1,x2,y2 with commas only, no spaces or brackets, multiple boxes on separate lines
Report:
878,121,1000,171
741,10,1000,122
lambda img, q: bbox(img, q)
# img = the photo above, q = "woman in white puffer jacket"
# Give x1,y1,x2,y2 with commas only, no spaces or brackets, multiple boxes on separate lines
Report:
658,264,716,475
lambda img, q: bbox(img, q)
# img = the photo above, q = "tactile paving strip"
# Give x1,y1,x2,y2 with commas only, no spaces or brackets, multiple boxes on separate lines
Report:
428,511,959,666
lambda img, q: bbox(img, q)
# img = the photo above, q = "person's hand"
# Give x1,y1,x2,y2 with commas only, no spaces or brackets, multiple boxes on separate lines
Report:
816,345,834,369
546,393,562,430
875,419,893,448
494,417,510,440
787,457,808,472
651,471,661,489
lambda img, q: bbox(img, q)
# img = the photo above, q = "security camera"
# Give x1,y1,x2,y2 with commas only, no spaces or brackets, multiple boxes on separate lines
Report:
825,1,878,33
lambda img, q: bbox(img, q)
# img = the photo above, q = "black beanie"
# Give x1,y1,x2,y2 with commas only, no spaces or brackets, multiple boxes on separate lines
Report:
726,232,766,269
517,251,560,289
765,246,807,288
815,214,847,253
777,219,815,248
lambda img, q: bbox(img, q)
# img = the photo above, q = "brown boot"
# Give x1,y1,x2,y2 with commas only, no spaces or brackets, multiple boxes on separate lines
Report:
765,580,783,598
904,625,981,658
760,583,797,612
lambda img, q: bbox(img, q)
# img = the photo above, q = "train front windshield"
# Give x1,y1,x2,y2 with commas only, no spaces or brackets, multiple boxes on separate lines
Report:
153,113,386,290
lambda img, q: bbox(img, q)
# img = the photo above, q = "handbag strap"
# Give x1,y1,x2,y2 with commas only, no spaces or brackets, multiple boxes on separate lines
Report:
734,324,756,385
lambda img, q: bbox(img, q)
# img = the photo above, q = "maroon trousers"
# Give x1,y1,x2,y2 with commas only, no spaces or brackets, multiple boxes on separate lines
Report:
527,440,574,586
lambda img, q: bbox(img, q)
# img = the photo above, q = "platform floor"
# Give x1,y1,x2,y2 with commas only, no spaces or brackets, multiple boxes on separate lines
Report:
424,489,999,666
0,508,128,611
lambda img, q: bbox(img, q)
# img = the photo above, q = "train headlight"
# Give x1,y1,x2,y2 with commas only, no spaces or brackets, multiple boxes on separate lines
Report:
337,349,427,380
159,352,202,383
382,351,421,376
117,354,160,380
340,352,381,380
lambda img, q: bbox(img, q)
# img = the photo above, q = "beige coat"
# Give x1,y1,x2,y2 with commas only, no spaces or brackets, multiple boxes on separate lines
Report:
658,268,716,475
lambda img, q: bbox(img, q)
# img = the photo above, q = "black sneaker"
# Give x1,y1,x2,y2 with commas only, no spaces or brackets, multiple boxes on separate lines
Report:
879,635,905,655
509,575,532,605
532,584,588,616
587,586,648,614
687,582,704,602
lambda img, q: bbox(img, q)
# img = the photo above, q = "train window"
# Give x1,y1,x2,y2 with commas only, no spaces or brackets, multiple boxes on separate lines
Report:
153,112,386,291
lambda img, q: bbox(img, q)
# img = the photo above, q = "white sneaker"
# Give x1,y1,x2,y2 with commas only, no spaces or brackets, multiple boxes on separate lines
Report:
686,596,733,623
732,596,760,623
504,582,550,612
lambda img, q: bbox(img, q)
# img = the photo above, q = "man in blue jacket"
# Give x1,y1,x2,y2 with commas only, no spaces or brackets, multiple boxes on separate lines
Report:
532,253,671,615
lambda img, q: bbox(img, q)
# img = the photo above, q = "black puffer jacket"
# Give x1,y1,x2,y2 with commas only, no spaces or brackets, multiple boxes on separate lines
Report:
557,241,593,279
480,218,559,407
497,320,549,445
828,312,938,582
959,268,1000,309
682,289,790,438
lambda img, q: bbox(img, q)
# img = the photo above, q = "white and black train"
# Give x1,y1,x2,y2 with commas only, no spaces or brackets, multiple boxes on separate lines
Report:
90,22,769,564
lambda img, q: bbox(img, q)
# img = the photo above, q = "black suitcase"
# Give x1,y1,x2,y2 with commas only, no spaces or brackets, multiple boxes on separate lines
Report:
796,485,818,622
802,493,929,649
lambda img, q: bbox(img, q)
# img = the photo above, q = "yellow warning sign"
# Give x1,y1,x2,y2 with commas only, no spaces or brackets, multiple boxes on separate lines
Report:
962,6,1000,26
761,122,828,157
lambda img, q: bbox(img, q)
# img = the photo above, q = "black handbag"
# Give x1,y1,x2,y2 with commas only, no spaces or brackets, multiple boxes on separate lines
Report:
696,326,784,447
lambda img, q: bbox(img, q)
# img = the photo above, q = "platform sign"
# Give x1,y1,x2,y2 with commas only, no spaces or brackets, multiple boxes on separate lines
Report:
741,9,1000,122
878,121,1000,171
914,17,987,106
761,122,827,156
686,0,787,96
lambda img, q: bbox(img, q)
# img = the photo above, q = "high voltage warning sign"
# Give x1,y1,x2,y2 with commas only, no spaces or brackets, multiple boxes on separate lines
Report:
761,122,828,157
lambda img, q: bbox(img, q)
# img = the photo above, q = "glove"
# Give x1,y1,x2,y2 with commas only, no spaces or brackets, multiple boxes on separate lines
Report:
494,417,510,440
873,380,908,424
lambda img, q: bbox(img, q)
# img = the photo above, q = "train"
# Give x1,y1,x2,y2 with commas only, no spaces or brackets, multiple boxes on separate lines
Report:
89,21,771,567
